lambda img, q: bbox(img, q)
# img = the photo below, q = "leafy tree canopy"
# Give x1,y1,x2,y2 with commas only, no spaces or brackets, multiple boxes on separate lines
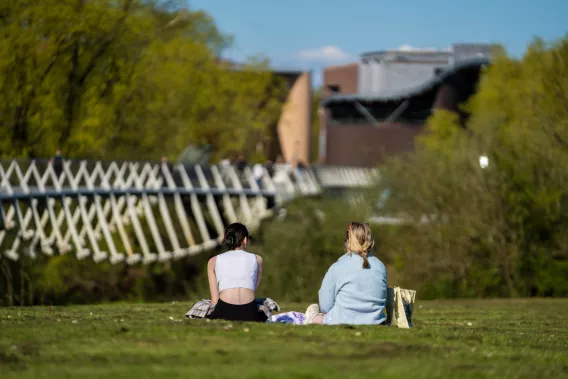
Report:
0,0,285,161
376,37,568,298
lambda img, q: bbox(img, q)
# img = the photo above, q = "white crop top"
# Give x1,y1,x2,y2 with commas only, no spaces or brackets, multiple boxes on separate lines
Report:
215,250,258,292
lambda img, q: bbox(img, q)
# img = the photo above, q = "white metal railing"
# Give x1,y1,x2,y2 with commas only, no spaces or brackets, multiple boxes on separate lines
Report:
0,159,377,264
312,165,379,188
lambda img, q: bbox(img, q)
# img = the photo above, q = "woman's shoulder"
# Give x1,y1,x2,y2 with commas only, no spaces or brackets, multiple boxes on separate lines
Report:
250,252,262,262
215,250,260,265
237,250,262,263
207,255,217,268
215,250,231,259
240,250,260,257
369,254,384,262
329,254,349,271
369,255,386,269
219,249,257,256
211,250,233,263
214,250,237,262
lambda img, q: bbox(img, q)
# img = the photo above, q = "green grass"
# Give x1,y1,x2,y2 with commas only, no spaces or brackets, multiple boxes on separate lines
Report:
1,299,567,379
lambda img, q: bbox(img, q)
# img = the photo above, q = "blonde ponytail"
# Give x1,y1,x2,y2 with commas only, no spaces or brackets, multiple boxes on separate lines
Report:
361,251,370,269
345,222,374,269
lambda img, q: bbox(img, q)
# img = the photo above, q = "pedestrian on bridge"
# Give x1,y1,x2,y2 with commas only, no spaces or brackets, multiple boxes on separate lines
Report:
50,148,65,178
235,153,247,173
253,163,264,188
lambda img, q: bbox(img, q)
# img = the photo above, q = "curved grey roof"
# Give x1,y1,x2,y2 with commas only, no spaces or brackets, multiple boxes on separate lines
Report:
321,57,491,106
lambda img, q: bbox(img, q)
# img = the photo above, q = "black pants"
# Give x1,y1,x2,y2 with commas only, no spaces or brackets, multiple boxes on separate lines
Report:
208,299,268,323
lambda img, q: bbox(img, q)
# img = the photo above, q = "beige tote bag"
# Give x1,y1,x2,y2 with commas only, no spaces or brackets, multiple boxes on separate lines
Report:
385,287,416,328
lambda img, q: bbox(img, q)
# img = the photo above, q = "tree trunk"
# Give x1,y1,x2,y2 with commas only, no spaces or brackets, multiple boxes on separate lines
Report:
60,42,80,147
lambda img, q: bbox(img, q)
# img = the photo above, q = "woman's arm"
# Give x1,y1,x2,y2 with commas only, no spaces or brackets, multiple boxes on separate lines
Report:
207,257,219,305
318,268,336,314
255,255,263,290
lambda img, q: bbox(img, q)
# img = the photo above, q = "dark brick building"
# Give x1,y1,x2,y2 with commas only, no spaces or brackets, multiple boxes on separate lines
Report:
322,63,359,97
319,44,494,167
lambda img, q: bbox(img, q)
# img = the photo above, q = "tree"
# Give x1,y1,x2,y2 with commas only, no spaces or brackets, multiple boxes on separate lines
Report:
0,0,285,161
374,37,568,298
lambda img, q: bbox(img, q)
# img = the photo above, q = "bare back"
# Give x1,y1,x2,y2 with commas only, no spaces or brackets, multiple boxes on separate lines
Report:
208,250,263,306
219,287,255,305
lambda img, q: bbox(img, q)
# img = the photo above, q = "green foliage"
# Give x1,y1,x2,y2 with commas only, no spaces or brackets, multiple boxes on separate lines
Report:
0,252,206,306
374,37,568,298
0,0,285,161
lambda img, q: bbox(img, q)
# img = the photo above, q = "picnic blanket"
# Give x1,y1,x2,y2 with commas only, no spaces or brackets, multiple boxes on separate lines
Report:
269,311,306,325
185,298,280,319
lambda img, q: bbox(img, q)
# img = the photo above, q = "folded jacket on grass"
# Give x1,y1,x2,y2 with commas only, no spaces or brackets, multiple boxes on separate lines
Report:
185,298,280,319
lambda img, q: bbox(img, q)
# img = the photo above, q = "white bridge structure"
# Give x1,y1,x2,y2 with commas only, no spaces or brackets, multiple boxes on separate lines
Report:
0,159,377,265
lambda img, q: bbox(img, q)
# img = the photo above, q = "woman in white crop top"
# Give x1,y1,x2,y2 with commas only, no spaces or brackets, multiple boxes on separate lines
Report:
207,223,266,322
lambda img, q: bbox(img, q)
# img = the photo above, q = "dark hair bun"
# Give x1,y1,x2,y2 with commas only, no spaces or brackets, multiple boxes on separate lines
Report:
222,223,249,250
222,233,235,248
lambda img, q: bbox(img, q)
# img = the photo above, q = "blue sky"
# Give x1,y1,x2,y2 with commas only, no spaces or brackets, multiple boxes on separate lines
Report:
189,0,567,87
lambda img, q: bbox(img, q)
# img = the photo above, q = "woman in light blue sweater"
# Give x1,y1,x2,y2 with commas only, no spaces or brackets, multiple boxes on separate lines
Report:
304,222,388,325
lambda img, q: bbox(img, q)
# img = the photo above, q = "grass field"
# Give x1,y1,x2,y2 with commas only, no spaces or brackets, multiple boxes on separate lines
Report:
1,299,567,379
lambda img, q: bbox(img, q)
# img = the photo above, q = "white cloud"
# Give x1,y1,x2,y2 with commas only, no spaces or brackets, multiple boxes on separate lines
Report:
296,46,354,64
397,44,438,52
